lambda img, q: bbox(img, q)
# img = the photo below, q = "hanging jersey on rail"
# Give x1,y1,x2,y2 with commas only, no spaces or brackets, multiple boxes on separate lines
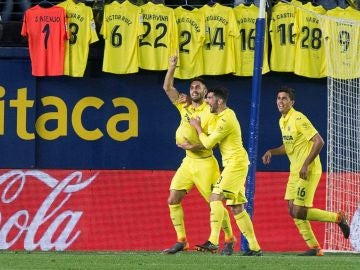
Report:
322,6,360,79
138,1,178,71
199,3,238,75
174,7,205,79
101,1,144,74
269,0,300,72
233,3,269,76
294,3,326,78
21,5,68,76
58,0,98,77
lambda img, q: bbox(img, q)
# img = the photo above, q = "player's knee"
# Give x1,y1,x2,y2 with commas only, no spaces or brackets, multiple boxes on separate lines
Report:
290,206,307,220
168,190,186,205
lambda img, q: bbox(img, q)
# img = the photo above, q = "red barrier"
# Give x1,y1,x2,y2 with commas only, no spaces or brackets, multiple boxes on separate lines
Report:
0,169,325,251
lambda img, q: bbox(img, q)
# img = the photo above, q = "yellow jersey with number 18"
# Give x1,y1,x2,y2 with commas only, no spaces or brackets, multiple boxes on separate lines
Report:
58,0,98,77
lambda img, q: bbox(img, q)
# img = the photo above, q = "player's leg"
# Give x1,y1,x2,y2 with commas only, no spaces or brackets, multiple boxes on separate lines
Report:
293,173,350,239
163,158,193,254
291,173,350,238
286,174,323,255
193,156,234,243
225,163,261,255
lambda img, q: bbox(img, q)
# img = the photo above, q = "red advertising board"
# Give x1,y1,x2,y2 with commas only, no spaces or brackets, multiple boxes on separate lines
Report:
0,169,326,252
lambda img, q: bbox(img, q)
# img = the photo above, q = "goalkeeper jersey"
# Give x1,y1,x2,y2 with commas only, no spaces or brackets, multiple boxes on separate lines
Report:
233,4,270,76
58,0,98,77
138,2,178,71
269,0,301,72
174,7,205,79
21,5,68,76
101,1,144,74
323,6,360,79
294,3,326,78
199,3,238,75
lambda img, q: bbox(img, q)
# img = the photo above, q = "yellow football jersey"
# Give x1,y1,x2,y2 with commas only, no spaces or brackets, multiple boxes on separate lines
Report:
199,3,239,75
174,101,214,159
101,1,144,74
269,0,301,72
199,108,249,166
233,4,270,76
58,0,98,77
323,7,360,79
279,107,322,175
138,2,178,71
294,3,326,78
174,7,205,79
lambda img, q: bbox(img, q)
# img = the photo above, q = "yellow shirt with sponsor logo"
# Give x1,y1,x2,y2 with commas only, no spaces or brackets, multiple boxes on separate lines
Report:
279,107,322,175
174,101,214,158
199,108,249,166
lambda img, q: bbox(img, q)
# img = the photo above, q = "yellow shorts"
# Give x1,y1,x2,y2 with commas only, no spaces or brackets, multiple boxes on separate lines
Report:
170,155,220,202
212,159,249,206
284,172,322,207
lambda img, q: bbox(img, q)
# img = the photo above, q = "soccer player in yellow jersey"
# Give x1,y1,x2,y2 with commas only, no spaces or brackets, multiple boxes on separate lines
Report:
162,55,236,255
262,87,350,256
189,87,262,256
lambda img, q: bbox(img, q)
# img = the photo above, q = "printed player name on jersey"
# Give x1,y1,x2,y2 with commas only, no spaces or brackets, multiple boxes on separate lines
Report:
237,17,256,24
35,15,61,23
306,16,319,24
68,12,85,23
176,17,201,32
272,12,295,21
143,13,168,22
205,15,228,25
105,15,133,25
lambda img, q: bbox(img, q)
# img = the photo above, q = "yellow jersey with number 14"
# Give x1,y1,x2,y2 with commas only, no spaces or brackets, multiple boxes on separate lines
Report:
199,3,239,75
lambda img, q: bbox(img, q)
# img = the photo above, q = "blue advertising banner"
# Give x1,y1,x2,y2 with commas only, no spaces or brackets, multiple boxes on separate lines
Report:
0,48,327,170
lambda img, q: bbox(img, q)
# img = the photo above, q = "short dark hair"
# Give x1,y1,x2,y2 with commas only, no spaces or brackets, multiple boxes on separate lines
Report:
190,77,208,89
208,86,229,103
277,86,295,101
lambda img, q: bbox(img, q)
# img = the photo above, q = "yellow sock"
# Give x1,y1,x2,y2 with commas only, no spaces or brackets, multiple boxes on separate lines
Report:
234,210,260,251
293,218,319,248
222,208,234,241
208,201,224,245
306,208,338,223
168,204,186,242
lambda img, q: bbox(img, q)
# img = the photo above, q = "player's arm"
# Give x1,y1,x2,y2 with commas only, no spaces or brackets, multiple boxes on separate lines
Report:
262,145,286,165
299,133,324,179
190,116,229,150
177,139,205,151
163,55,180,103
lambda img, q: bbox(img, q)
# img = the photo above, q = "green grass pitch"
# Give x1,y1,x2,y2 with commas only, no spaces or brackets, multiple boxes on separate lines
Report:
0,251,359,270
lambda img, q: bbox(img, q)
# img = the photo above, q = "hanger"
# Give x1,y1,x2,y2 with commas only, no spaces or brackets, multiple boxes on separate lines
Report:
38,0,54,8
183,0,194,10
207,0,216,7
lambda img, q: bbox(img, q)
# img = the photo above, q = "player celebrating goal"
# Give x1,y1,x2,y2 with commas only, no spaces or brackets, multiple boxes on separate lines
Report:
262,87,350,256
162,55,236,255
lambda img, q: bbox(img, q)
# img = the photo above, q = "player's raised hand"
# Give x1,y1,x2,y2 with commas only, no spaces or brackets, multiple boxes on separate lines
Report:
169,55,178,68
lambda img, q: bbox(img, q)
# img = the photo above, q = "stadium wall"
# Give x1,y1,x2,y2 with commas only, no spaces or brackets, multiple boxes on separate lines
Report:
0,48,328,251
